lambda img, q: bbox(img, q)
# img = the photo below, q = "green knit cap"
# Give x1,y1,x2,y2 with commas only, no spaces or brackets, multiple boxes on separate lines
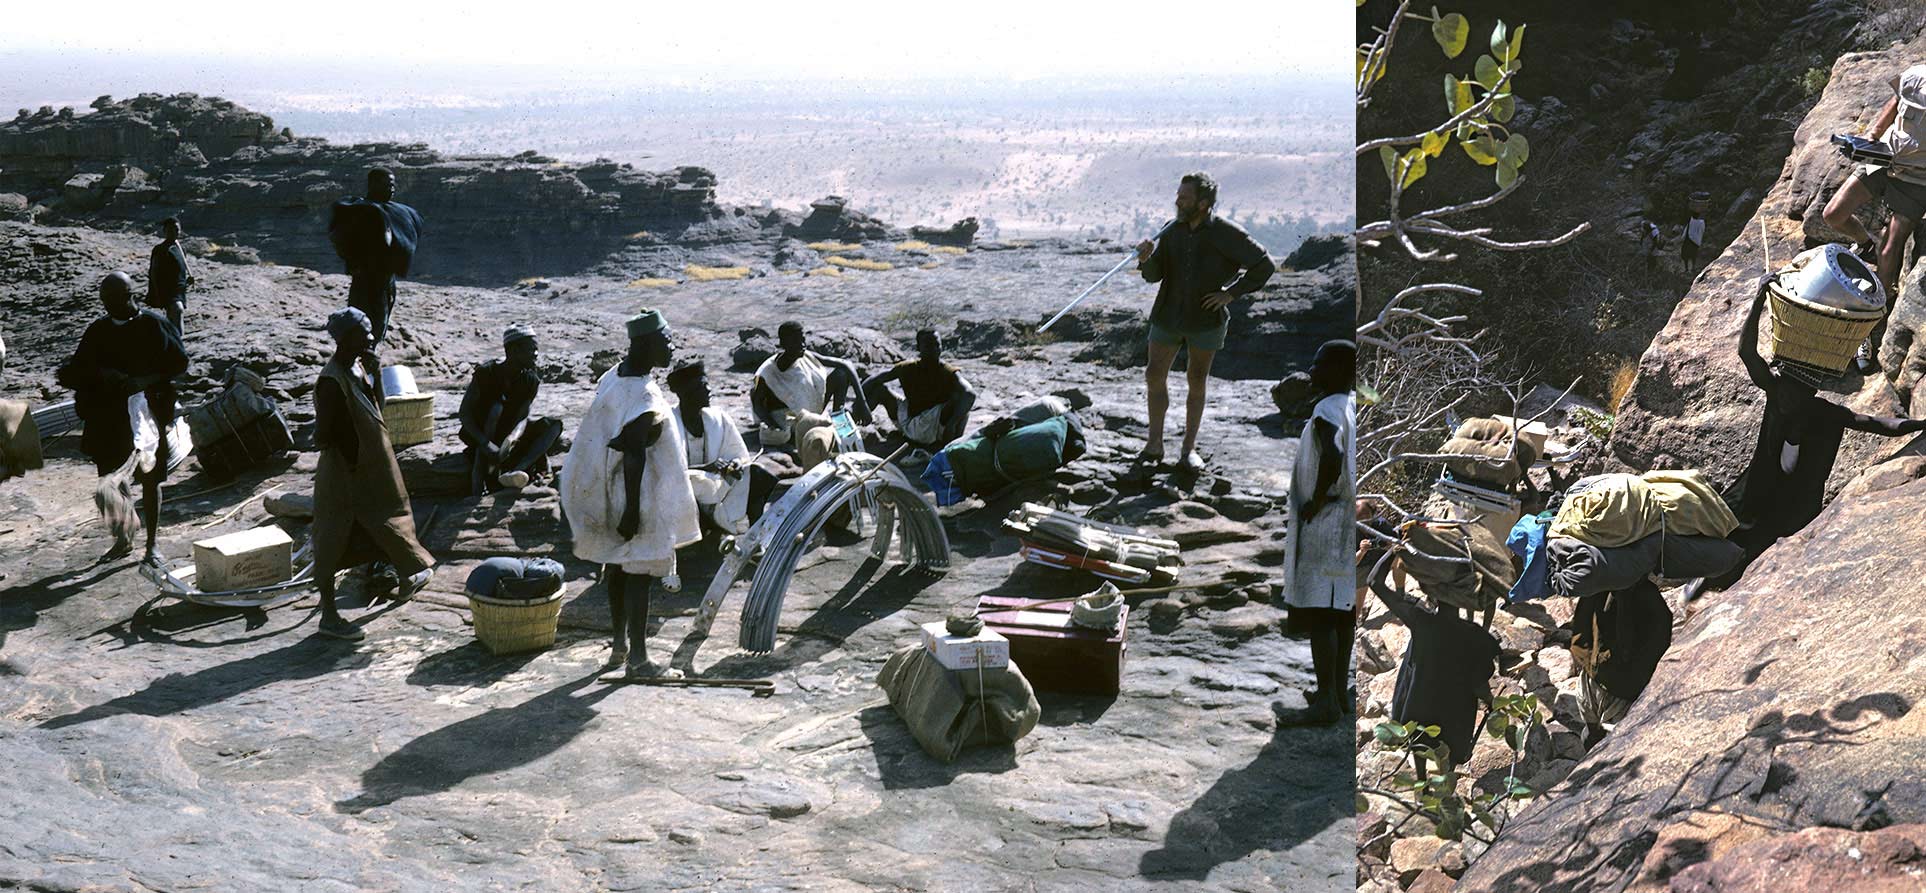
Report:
626,308,668,338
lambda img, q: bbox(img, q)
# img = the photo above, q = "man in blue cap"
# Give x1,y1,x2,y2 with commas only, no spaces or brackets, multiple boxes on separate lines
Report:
560,308,701,679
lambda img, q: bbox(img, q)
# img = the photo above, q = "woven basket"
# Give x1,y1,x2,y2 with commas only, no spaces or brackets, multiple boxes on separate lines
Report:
469,584,567,655
382,394,435,448
1766,282,1881,373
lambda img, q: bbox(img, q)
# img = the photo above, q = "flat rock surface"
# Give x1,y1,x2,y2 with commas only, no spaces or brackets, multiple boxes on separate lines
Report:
0,217,1347,890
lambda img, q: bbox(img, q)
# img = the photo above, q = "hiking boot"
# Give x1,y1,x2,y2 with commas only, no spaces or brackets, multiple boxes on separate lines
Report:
1855,340,1880,376
317,616,366,641
497,470,531,489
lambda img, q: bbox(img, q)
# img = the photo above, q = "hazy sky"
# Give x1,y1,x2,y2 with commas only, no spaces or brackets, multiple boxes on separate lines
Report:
1,0,1345,82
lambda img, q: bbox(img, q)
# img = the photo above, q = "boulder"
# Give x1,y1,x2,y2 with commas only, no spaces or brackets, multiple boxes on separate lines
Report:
1666,824,1926,893
909,217,978,247
1270,372,1317,419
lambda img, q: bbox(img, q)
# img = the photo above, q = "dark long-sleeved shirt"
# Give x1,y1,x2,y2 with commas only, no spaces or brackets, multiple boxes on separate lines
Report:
60,310,189,464
1139,215,1276,334
1377,583,1501,766
147,240,189,307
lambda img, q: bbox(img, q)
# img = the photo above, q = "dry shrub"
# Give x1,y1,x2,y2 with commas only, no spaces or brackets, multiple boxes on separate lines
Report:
929,246,967,256
627,277,677,288
896,239,930,251
826,256,893,271
685,264,750,281
806,266,843,278
1607,359,1639,412
807,241,864,252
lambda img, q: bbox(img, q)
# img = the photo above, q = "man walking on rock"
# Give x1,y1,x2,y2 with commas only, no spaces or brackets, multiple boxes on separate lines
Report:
1135,171,1275,471
146,216,191,338
329,168,423,346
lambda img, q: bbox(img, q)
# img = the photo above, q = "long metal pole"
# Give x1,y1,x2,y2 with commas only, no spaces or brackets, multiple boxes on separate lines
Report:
1037,220,1175,333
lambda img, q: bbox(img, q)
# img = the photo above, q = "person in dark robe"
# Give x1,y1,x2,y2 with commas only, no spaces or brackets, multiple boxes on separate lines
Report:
1363,550,1501,772
310,307,435,640
1683,278,1926,599
57,272,189,562
145,216,191,338
458,324,562,495
328,168,423,346
1133,171,1275,471
1569,579,1672,747
861,328,975,452
750,321,873,449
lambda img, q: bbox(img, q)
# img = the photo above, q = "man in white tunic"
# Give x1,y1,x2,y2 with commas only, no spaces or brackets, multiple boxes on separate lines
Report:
751,321,872,452
560,309,700,680
1280,340,1357,725
666,359,758,536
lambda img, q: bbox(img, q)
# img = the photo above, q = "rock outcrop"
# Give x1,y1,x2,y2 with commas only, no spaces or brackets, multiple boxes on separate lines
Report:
0,93,728,285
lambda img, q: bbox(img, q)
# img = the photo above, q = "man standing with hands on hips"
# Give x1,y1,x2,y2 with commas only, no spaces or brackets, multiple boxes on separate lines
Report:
1135,171,1275,471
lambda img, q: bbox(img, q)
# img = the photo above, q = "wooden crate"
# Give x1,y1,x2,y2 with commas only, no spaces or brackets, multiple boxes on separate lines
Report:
978,595,1127,695
192,526,293,592
382,393,435,448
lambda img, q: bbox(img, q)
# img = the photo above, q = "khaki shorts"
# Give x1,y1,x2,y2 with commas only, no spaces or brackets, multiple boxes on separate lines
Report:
1858,164,1926,221
1148,318,1229,352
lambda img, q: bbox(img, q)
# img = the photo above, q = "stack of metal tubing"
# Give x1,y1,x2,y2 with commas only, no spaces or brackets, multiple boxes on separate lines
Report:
697,452,951,653
1001,502,1180,586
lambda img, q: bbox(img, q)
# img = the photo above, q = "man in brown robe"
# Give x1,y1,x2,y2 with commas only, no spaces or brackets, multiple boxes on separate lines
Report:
310,306,434,640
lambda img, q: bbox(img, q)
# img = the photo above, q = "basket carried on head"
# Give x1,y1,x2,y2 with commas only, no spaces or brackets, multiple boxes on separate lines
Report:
469,582,568,655
1765,244,1886,374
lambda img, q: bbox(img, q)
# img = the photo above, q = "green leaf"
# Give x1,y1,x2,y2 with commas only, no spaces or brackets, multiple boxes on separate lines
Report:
1485,713,1510,736
1356,793,1370,812
1420,724,1442,738
1509,779,1535,798
1421,131,1448,157
1462,134,1500,165
1490,20,1508,58
1491,93,1515,123
1474,54,1503,90
1452,78,1475,115
1400,149,1428,189
1496,159,1519,189
1432,12,1470,58
1505,132,1532,166
1505,724,1525,750
1374,720,1406,746
1509,23,1527,61
1379,145,1398,187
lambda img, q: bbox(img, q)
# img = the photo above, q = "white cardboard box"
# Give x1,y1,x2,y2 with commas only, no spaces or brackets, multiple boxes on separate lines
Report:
192,525,294,592
920,621,1010,671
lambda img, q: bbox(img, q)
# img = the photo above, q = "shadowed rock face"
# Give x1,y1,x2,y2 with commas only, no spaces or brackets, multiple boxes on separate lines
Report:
1461,29,1926,893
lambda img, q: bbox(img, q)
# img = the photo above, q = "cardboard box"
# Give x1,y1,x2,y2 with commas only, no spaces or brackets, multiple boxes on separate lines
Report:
920,621,1010,670
192,526,294,592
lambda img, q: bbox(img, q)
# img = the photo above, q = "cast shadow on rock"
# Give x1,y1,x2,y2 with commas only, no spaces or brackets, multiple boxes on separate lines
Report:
334,670,614,814
688,557,938,678
38,634,375,730
1136,717,1353,880
855,703,1018,790
406,639,543,688
91,594,284,650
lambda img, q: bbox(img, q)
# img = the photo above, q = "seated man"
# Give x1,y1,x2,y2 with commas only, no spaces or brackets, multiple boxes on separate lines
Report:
862,328,975,451
666,359,779,535
751,321,872,452
458,324,562,494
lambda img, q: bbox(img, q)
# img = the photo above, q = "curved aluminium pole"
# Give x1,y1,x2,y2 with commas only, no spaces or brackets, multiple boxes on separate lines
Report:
1037,219,1175,333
